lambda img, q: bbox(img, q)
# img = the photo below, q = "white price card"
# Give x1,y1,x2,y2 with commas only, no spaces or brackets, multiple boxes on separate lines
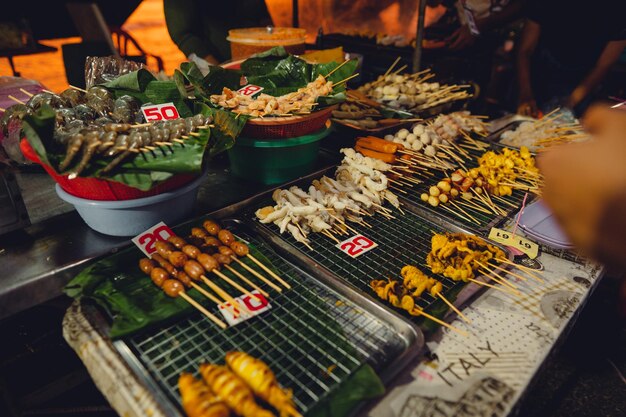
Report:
132,221,175,257
218,291,272,325
141,102,180,122
336,234,378,258
237,84,264,97
488,227,539,259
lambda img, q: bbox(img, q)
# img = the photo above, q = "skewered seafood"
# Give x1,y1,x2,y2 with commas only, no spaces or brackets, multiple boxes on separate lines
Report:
500,116,588,151
200,364,275,417
255,148,399,246
426,233,505,281
357,70,470,112
210,75,334,117
178,373,230,417
56,114,213,176
225,352,301,417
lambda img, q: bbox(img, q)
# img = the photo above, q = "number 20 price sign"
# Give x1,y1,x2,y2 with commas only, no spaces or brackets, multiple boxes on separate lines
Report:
132,221,175,257
337,234,378,258
141,102,180,122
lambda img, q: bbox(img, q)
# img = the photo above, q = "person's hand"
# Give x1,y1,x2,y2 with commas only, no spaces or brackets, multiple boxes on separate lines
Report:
538,105,626,268
517,98,539,117
446,26,476,51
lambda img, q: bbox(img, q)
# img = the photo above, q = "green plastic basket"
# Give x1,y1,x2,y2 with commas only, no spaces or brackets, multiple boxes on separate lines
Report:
228,127,331,184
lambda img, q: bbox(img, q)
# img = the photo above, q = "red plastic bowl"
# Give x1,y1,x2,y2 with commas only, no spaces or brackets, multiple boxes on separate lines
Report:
241,105,336,139
20,139,199,201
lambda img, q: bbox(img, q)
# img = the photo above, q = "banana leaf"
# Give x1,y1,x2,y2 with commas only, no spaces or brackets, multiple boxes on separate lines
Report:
175,61,243,99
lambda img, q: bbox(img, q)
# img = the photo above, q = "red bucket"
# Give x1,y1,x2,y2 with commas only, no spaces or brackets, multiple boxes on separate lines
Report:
20,139,199,201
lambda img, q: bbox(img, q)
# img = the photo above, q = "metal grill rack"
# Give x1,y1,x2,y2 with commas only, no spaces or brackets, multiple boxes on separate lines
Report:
113,223,418,417
251,203,479,323
397,139,536,234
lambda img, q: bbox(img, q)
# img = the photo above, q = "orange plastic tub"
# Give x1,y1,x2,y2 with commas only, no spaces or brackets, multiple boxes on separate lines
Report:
227,27,306,60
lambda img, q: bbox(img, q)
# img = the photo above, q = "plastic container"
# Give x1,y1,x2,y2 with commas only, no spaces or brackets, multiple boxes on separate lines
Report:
227,27,306,60
242,106,335,139
518,200,573,250
20,139,198,201
228,127,330,184
55,174,204,236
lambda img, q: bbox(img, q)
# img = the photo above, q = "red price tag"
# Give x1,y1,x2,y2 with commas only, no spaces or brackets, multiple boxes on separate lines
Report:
337,234,378,258
237,84,264,97
218,291,272,325
140,102,180,122
132,221,175,257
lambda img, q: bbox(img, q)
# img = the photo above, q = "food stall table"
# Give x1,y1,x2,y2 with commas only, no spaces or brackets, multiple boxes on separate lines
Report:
60,211,602,417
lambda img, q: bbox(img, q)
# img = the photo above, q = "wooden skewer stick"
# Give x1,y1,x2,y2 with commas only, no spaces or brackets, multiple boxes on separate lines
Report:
328,214,358,234
487,262,529,282
211,269,258,301
246,254,291,289
468,278,518,295
415,308,469,337
479,268,520,293
384,57,402,77
436,293,471,324
223,264,269,297
189,282,238,316
323,230,341,244
230,256,283,292
449,201,481,225
496,258,545,283
8,95,25,104
19,88,33,97
325,60,351,78
440,204,473,223
333,73,360,87
69,85,88,93
199,275,238,306
178,291,227,329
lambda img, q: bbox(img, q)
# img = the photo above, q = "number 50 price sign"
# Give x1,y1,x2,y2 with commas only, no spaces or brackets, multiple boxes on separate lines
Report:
141,102,180,122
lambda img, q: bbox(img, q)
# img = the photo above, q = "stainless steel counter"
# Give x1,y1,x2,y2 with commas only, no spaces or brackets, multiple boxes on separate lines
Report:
1,153,338,319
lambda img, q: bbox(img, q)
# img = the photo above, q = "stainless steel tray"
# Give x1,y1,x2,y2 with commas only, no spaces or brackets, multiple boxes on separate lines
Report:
107,209,423,417
242,174,511,328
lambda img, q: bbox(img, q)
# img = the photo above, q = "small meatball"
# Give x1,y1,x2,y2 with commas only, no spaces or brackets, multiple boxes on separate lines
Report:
439,194,449,203
167,235,187,249
203,220,221,236
429,186,440,197
191,227,209,239
218,229,235,246
162,279,184,297
197,253,219,272
230,241,249,257
184,260,205,279
169,251,189,268
152,254,176,276
437,181,451,192
218,246,235,257
176,271,193,287
139,258,156,274
204,236,221,247
182,244,201,259
420,193,429,202
428,196,439,207
150,267,169,288
213,253,232,265
155,240,175,257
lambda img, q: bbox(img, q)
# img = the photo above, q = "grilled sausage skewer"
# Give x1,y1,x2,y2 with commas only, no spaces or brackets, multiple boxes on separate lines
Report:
203,221,291,290
138,258,227,329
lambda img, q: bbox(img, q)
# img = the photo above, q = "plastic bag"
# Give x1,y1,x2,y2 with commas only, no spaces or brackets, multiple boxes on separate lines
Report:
85,56,147,89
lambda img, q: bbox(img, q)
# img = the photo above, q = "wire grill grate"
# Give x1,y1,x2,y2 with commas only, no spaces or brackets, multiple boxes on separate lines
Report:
119,226,409,415
252,205,467,318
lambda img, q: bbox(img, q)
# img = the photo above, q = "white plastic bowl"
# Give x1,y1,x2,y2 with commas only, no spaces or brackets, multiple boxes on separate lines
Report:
56,175,204,236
